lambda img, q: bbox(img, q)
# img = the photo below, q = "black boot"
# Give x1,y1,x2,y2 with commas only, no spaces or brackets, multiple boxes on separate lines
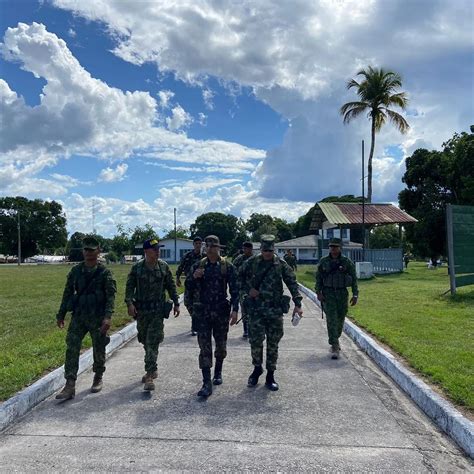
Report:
197,368,213,397
213,359,223,385
242,320,249,338
247,365,263,387
265,370,279,391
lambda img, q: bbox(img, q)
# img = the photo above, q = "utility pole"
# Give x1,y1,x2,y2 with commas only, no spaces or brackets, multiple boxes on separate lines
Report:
174,207,177,264
362,139,365,261
17,210,21,266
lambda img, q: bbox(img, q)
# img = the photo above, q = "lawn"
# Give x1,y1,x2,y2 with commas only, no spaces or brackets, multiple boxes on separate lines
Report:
0,263,179,401
297,262,474,412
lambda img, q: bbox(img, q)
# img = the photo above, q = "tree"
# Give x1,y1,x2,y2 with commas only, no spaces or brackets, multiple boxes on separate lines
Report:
0,197,67,259
190,212,239,247
398,127,474,259
369,225,402,249
340,66,409,202
111,224,131,257
67,232,86,262
163,226,189,240
245,213,294,242
129,224,158,254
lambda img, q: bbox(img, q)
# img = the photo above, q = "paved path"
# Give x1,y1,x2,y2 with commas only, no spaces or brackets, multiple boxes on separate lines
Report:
0,294,472,471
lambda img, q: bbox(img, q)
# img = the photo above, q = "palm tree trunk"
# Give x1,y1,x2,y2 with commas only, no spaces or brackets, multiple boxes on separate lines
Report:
367,113,376,203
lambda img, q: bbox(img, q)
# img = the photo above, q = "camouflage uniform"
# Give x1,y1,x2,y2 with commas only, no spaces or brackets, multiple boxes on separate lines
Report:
56,263,117,381
239,254,302,371
315,253,358,347
178,249,203,330
233,252,253,334
125,259,179,373
185,256,239,369
283,252,298,271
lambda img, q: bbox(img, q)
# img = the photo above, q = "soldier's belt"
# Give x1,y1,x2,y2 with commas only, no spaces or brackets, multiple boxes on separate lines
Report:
135,300,163,311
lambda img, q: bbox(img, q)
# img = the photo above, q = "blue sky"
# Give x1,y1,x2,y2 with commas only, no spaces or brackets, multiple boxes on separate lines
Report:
1,0,472,236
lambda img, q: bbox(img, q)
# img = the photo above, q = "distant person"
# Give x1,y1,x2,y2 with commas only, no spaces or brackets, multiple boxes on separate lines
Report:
315,238,358,360
283,249,298,271
232,242,254,338
125,238,180,391
55,237,116,400
404,253,410,269
176,236,203,336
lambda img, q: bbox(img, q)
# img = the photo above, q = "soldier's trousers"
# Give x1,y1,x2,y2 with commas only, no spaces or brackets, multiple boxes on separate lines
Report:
136,312,164,373
65,317,106,380
248,309,284,371
322,288,348,346
197,309,229,369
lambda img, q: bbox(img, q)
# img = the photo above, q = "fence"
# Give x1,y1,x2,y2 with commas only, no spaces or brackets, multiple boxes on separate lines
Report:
322,248,403,274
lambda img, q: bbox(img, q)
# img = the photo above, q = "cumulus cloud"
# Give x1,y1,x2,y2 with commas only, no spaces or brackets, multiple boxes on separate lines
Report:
202,88,214,110
166,104,193,131
51,0,474,203
157,89,174,109
98,163,128,182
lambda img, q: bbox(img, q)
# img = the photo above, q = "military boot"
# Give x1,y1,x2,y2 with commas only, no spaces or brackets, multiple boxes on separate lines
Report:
242,320,249,339
213,359,223,385
265,370,279,391
331,343,341,360
247,365,263,387
197,368,212,397
55,378,76,400
141,371,158,383
143,372,156,391
90,374,103,393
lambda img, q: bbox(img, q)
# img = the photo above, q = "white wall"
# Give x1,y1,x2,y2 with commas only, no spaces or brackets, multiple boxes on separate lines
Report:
159,239,194,263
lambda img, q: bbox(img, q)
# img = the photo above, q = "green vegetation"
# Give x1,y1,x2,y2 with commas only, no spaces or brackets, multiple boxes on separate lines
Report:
0,263,179,401
297,262,474,411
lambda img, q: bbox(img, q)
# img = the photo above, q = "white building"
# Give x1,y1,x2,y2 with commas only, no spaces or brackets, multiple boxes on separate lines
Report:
134,238,195,263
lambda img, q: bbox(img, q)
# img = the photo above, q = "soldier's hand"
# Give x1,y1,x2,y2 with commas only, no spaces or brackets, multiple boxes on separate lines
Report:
57,319,65,329
294,306,303,317
193,268,204,279
176,277,182,287
317,292,325,302
249,288,259,298
350,296,358,306
229,311,238,326
128,304,137,318
173,304,180,317
100,318,111,335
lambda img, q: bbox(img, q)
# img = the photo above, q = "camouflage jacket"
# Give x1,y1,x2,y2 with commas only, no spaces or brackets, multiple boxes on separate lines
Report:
56,263,117,321
125,259,179,308
185,256,239,312
176,250,202,279
283,254,297,270
239,254,302,307
315,254,358,295
232,253,252,271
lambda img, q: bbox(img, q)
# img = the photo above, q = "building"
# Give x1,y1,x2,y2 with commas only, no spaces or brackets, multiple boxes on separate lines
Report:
134,238,194,263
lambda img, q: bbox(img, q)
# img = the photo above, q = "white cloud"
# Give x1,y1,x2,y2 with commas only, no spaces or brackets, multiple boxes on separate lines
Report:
98,163,128,182
67,28,76,38
198,112,207,126
202,88,214,110
166,104,193,131
157,89,174,109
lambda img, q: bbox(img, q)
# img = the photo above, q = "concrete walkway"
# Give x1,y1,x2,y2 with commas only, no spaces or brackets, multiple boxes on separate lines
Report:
0,295,472,471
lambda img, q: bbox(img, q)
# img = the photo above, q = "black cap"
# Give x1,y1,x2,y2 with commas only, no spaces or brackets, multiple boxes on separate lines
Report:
193,236,203,242
242,241,253,249
143,238,164,250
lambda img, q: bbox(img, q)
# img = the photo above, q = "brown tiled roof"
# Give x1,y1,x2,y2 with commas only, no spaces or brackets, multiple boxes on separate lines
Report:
310,203,417,229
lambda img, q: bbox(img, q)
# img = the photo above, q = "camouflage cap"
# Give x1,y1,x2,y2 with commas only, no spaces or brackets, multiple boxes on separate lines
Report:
328,237,343,247
82,236,100,250
143,238,165,249
242,241,253,249
193,236,203,242
204,235,225,248
260,234,276,251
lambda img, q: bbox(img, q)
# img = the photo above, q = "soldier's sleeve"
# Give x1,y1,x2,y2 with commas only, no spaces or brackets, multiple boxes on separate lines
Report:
124,264,137,305
185,261,199,293
227,264,240,312
56,267,75,321
237,259,250,294
315,259,324,293
164,264,180,305
348,259,359,297
281,260,303,307
176,253,187,278
103,269,117,319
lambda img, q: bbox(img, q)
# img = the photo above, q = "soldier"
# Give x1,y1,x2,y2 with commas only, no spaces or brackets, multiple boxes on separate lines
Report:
177,236,203,336
125,238,180,391
283,249,298,271
55,236,117,400
232,241,254,338
185,235,239,398
239,235,303,391
315,238,358,359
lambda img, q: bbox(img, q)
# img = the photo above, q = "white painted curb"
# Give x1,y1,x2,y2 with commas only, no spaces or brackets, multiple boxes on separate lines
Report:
0,295,183,432
298,283,474,459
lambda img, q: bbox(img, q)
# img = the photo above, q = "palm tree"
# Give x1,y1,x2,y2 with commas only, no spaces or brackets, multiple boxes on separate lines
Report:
340,66,409,202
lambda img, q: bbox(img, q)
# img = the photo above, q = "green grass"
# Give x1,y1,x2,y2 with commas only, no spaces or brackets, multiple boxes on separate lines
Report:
0,263,179,401
297,262,474,412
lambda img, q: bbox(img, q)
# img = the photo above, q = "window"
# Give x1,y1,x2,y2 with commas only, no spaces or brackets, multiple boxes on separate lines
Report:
180,249,188,258
161,249,171,259
326,229,334,239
